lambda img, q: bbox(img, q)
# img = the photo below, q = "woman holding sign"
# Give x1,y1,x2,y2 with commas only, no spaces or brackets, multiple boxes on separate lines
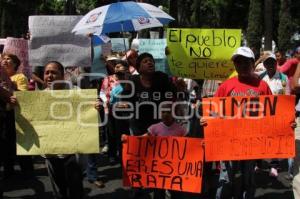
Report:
120,52,176,136
0,57,15,198
43,61,84,199
1,53,34,179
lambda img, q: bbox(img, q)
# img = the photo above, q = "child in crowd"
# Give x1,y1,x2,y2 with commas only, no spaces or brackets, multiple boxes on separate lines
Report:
145,102,187,137
122,102,186,199
146,102,187,199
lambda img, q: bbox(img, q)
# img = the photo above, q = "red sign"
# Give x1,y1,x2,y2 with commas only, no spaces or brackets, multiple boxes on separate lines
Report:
202,95,295,161
122,136,204,193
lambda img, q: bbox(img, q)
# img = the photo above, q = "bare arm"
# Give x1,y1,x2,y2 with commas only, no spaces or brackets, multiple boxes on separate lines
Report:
291,63,300,94
31,73,45,85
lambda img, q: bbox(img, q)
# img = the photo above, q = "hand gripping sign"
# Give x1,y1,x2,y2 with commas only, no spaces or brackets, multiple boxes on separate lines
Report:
122,136,204,193
202,95,295,161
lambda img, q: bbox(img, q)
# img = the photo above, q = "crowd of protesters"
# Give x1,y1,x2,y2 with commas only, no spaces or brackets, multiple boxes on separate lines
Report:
1,43,300,199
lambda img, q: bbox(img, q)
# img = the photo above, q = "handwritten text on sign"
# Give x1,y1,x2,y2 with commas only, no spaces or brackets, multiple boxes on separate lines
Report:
15,89,99,155
29,16,91,67
202,95,295,161
122,136,204,193
138,39,167,59
166,29,241,80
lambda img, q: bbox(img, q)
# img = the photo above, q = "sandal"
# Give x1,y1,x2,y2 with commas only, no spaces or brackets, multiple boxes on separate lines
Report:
90,180,105,188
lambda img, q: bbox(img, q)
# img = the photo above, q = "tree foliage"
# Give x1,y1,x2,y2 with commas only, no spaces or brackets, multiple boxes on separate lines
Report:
0,0,299,51
246,0,263,55
277,0,293,51
264,0,273,50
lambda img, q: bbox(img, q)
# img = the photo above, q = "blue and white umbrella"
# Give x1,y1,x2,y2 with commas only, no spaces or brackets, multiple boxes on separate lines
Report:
92,34,111,46
72,1,175,35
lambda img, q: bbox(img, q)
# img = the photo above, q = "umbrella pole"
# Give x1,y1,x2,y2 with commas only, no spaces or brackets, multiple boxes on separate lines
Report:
121,22,128,60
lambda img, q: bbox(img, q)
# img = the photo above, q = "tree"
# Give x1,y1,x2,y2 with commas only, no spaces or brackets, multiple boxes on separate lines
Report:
219,0,250,29
169,0,178,27
64,0,76,15
0,0,42,37
264,0,273,50
246,0,263,57
277,0,293,51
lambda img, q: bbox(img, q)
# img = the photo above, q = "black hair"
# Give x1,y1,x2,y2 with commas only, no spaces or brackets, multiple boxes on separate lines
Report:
135,52,154,71
2,53,21,71
275,50,286,56
45,61,64,76
115,60,129,68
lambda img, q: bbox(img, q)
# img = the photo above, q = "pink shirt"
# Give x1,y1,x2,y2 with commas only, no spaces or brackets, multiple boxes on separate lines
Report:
99,75,119,113
147,122,187,137
278,58,299,94
278,58,299,78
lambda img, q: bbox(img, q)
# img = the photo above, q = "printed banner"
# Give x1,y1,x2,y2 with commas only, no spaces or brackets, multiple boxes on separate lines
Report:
123,136,204,193
15,89,99,155
202,95,295,161
166,28,241,80
138,39,167,59
3,37,31,78
28,16,91,67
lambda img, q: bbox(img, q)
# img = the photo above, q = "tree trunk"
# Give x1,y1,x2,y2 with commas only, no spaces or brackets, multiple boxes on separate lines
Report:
246,0,263,59
169,0,178,27
264,0,273,50
64,0,77,15
0,0,3,37
0,0,7,37
277,0,293,51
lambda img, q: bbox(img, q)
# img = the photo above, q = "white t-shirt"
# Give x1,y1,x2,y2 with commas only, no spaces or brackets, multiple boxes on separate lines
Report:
262,71,286,94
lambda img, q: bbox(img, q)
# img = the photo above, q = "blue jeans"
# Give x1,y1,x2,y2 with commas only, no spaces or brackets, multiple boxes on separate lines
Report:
216,160,255,199
288,158,294,176
86,154,98,182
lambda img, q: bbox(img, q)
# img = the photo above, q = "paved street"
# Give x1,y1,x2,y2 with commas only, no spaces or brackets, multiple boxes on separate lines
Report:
2,155,294,199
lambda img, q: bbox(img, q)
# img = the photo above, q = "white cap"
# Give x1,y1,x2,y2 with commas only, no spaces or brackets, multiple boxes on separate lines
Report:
231,47,255,61
263,53,276,62
106,55,121,61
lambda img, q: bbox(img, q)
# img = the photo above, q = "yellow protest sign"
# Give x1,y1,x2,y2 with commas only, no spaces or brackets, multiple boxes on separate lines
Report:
167,29,241,80
15,89,100,155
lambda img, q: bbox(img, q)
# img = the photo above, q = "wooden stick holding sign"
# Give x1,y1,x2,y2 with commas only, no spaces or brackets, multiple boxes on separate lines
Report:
202,95,295,161
122,136,204,193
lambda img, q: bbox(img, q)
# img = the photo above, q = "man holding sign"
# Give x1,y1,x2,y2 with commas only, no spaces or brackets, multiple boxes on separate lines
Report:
213,47,272,199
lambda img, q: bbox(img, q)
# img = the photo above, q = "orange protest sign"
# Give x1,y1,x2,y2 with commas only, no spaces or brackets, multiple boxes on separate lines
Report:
202,95,295,161
122,136,204,193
